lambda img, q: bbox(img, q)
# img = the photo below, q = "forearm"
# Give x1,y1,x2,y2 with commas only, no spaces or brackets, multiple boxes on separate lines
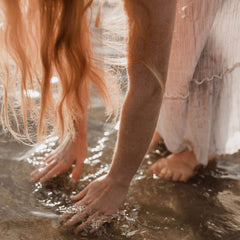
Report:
108,0,177,186
74,86,89,141
74,116,87,140
108,67,162,185
65,1,177,227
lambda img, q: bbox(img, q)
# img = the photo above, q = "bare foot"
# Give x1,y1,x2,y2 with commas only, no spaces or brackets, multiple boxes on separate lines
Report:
149,131,163,151
148,151,201,182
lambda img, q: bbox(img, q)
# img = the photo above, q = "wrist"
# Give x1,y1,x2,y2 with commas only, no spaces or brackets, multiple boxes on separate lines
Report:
107,170,132,188
73,117,87,140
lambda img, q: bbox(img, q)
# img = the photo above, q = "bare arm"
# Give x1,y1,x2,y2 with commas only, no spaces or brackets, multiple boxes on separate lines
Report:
108,0,177,185
31,100,88,184
63,0,177,232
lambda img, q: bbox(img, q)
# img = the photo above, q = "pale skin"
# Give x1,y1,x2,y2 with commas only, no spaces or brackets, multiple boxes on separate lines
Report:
147,0,220,182
30,0,205,233
31,118,88,184
148,131,200,182
63,0,178,232
148,132,216,182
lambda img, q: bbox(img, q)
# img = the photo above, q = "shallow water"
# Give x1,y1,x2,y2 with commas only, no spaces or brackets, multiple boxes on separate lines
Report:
0,99,240,240
1,2,240,240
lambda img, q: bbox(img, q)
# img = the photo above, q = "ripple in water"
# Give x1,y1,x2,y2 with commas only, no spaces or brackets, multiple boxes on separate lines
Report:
1,116,240,239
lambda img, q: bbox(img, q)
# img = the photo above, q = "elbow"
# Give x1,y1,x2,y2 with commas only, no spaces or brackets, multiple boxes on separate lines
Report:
128,81,163,104
145,84,163,103
127,62,164,101
151,85,163,99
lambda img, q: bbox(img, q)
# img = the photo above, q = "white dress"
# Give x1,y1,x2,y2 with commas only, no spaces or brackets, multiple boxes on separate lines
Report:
156,0,240,165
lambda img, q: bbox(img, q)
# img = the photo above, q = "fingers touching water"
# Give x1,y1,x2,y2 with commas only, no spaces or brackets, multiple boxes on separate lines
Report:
31,136,87,183
62,175,129,234
63,205,113,234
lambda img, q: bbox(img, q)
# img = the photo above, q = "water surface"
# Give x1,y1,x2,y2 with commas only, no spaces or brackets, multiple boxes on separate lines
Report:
0,2,240,240
0,100,240,240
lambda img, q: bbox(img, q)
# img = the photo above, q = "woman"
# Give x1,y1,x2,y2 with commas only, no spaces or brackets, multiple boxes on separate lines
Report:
0,0,175,232
60,0,177,233
1,0,239,234
60,0,240,232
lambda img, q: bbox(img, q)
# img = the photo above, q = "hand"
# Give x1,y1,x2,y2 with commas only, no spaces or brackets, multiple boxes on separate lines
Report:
31,135,87,183
62,175,129,234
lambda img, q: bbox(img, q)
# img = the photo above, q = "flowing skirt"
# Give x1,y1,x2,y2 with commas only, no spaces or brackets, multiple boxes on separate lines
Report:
156,0,240,165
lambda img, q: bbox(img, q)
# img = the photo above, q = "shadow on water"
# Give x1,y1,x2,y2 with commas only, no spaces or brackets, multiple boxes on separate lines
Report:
0,103,240,240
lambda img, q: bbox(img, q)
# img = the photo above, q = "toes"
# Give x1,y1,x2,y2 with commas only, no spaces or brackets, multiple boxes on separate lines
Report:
148,158,167,174
172,172,181,181
158,167,173,180
179,174,188,182
158,167,167,178
148,153,198,182
179,172,193,182
164,169,173,180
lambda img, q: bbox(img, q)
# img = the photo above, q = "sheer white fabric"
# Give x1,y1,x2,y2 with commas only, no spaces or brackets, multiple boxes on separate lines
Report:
156,0,240,165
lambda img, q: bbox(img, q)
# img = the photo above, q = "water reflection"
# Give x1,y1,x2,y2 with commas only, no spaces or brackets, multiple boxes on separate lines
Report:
0,104,240,240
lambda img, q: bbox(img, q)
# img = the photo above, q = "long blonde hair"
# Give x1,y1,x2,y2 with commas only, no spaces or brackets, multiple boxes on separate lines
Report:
0,0,117,143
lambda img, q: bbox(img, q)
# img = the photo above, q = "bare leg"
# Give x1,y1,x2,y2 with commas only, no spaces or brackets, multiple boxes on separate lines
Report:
148,0,222,182
148,131,163,151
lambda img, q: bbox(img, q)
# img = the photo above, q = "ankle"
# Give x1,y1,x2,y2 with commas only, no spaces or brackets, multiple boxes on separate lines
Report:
168,151,199,168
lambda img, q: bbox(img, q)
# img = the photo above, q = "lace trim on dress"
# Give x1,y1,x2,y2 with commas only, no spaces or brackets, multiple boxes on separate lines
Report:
163,62,240,100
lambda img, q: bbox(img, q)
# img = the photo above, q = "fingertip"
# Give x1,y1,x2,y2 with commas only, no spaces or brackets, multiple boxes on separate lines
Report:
71,169,81,182
63,220,71,227
148,165,154,171
146,168,152,174
71,195,77,200
90,228,97,234
30,169,39,177
71,188,88,201
61,212,72,222
30,173,41,182
30,177,36,183
39,177,46,184
74,227,81,235
70,177,78,184
90,224,102,234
